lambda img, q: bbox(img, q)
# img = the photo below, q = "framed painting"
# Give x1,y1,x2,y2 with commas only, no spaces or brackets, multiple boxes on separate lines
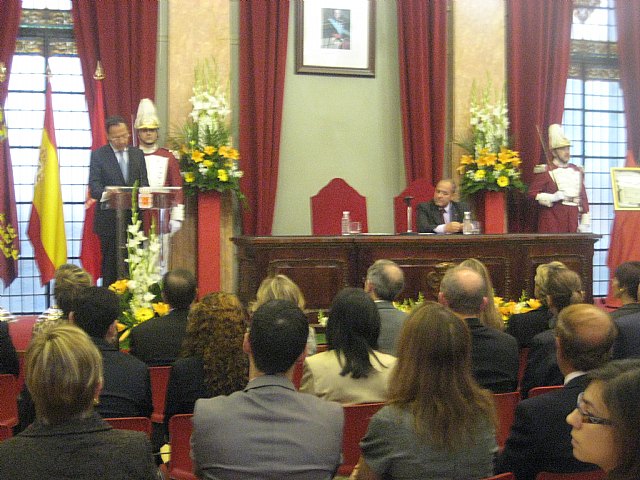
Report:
611,167,640,210
295,0,376,77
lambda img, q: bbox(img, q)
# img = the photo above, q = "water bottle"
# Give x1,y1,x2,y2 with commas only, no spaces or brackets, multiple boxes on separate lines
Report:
341,211,351,236
463,211,472,235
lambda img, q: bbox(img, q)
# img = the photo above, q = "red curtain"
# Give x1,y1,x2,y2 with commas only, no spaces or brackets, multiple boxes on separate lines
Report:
506,0,573,232
616,0,640,163
0,0,21,286
71,0,157,126
396,0,447,184
238,1,289,236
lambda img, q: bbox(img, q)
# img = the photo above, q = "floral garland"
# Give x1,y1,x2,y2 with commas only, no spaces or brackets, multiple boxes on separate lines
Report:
495,293,542,325
170,62,243,197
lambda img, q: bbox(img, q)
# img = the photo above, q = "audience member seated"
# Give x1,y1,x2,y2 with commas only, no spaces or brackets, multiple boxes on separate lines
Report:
496,304,617,480
520,268,584,397
352,302,497,480
506,261,567,348
72,287,153,418
0,324,157,480
32,263,93,336
130,269,197,366
439,266,519,393
164,292,247,428
191,300,343,480
251,274,317,355
300,288,396,404
416,178,469,234
460,258,505,331
364,259,407,355
566,359,640,480
609,261,640,320
0,320,19,376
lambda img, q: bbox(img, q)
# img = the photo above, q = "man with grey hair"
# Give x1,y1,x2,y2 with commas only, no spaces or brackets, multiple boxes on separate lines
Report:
364,259,407,355
439,266,519,392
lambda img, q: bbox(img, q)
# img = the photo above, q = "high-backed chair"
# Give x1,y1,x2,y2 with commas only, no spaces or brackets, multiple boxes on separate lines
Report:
104,416,153,438
168,414,196,480
393,177,435,234
311,178,368,235
528,385,563,398
535,471,606,480
0,374,19,429
338,402,385,476
149,366,172,424
494,391,520,449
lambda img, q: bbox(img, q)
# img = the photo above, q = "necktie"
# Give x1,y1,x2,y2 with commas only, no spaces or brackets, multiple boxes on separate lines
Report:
117,150,128,181
438,206,446,220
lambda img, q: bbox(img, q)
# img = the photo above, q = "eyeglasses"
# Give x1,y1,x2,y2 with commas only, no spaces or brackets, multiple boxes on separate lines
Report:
576,391,613,426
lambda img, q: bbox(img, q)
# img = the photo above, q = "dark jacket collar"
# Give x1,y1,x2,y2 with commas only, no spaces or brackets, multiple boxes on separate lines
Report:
19,412,111,438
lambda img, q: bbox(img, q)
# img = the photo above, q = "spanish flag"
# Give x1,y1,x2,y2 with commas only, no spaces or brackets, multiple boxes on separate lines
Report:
27,75,67,285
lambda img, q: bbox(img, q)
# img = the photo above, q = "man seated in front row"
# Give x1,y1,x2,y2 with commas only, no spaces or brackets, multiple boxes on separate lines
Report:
191,299,344,480
417,179,469,233
496,304,617,480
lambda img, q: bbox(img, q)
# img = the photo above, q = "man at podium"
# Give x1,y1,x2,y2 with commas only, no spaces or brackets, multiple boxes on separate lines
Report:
88,116,149,287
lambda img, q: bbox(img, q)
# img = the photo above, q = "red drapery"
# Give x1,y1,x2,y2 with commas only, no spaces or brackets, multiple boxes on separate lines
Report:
616,0,640,163
0,0,22,286
396,0,447,184
71,1,157,124
506,0,573,232
238,1,289,236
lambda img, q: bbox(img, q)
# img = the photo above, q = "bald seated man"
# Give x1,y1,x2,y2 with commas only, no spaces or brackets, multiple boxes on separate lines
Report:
417,179,469,233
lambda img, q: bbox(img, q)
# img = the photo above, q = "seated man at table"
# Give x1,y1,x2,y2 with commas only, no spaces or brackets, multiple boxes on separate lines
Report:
417,179,469,233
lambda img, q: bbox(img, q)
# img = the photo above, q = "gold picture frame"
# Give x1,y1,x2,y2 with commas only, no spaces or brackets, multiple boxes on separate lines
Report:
611,167,640,210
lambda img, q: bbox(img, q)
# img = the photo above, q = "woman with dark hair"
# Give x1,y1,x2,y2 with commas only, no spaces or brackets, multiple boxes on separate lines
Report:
300,287,396,404
164,292,248,426
566,359,640,480
609,261,640,319
352,302,497,479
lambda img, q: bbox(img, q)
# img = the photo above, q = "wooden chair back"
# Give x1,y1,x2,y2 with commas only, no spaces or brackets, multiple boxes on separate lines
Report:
149,366,172,423
337,402,385,476
104,416,152,437
528,385,563,398
494,391,520,449
168,414,197,480
0,374,19,429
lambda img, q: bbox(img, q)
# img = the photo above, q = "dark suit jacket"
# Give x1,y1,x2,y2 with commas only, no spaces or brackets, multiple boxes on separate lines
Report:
609,302,640,320
0,321,19,376
466,317,520,393
613,312,640,359
88,144,149,237
164,356,210,430
129,309,189,366
375,301,407,356
94,338,153,419
496,374,600,480
416,200,468,233
520,329,563,398
506,306,554,349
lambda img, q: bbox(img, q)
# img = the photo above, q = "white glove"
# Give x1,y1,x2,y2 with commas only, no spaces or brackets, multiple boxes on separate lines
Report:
170,219,182,233
552,191,565,202
577,213,591,233
535,193,555,208
171,204,185,222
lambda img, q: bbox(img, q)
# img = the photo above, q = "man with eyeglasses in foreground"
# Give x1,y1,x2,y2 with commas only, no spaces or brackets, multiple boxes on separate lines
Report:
496,303,617,480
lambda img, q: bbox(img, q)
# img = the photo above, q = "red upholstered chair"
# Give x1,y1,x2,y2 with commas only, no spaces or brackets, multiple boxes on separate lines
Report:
483,474,515,480
104,417,153,437
0,374,19,429
494,391,521,449
311,178,368,235
168,414,196,480
535,471,606,480
0,423,11,441
292,360,304,390
393,177,435,234
149,366,172,424
338,402,385,476
528,385,563,398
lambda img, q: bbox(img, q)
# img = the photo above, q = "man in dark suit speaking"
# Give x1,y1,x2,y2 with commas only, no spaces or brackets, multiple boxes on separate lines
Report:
89,116,148,286
417,179,468,233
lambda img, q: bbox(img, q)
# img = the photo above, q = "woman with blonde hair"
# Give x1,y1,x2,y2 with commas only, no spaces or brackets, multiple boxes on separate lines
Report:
0,324,157,479
352,302,497,479
459,258,503,330
164,292,248,425
252,274,317,355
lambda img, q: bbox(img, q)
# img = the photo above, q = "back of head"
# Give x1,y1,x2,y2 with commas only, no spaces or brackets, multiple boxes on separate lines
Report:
440,266,486,316
53,264,93,316
163,269,197,310
72,286,121,339
585,359,640,480
253,274,305,311
534,261,568,303
250,299,308,375
556,304,617,371
326,287,381,378
389,302,495,450
546,268,583,313
459,258,503,330
366,259,405,301
26,324,103,424
614,261,640,302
